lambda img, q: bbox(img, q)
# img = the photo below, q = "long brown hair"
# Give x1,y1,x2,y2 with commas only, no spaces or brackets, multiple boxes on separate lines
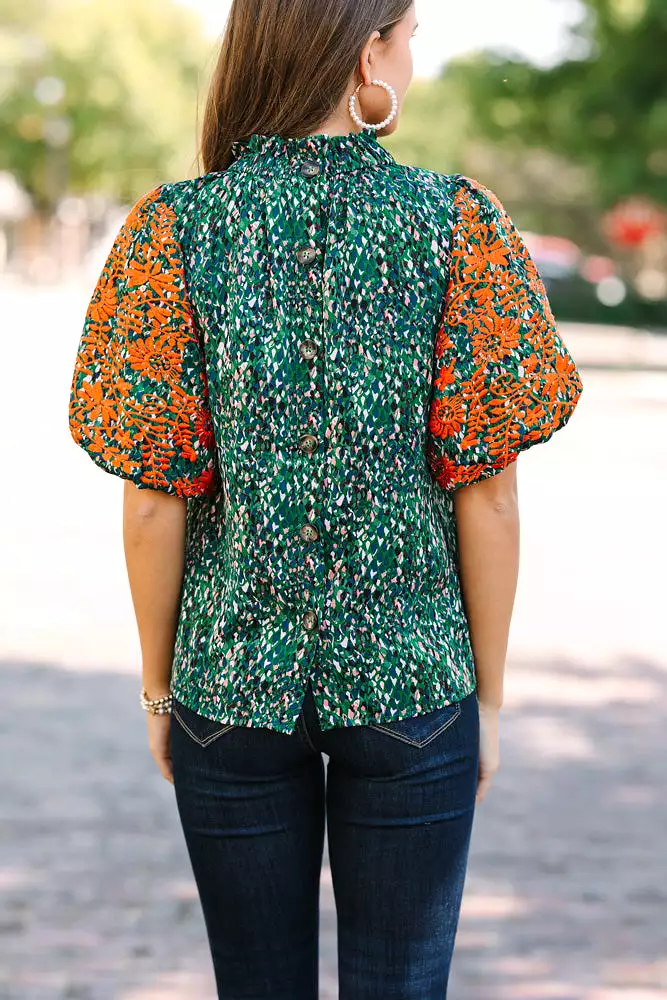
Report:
201,0,412,173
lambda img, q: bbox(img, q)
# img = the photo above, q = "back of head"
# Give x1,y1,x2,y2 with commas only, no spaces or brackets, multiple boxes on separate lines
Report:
201,0,413,173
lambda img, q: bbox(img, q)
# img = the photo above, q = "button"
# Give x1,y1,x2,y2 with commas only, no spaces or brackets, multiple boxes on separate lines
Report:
302,610,319,631
299,523,320,543
299,339,319,361
298,433,319,454
300,160,321,178
296,246,318,265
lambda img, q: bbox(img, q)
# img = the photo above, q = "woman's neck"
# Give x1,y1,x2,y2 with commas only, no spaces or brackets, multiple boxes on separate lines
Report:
309,107,361,138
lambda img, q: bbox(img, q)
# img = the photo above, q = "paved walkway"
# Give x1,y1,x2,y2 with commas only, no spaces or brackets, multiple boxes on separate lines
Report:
2,647,666,999
1,287,666,998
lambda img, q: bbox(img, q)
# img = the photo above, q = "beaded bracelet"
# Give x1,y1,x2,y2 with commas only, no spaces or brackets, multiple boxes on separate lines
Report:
140,687,173,715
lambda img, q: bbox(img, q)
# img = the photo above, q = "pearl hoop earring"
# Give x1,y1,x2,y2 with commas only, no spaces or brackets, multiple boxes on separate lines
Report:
348,79,398,132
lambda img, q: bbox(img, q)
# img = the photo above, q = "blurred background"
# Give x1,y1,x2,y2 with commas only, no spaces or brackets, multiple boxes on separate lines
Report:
1,1,666,998
2,0,667,323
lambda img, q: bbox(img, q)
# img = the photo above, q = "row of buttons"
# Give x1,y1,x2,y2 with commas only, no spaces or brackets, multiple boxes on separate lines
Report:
298,159,322,636
297,161,321,268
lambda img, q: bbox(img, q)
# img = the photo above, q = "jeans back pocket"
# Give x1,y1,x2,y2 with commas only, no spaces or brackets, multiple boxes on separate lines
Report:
172,698,236,748
368,700,462,748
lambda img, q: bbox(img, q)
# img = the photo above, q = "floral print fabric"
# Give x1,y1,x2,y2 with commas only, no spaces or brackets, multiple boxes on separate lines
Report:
69,128,582,734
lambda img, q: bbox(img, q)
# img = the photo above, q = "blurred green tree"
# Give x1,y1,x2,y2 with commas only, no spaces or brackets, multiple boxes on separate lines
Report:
0,0,211,212
386,73,599,248
442,0,667,210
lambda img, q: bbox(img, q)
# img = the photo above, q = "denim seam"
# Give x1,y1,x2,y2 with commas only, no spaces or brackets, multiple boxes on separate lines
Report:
172,707,235,747
369,701,462,748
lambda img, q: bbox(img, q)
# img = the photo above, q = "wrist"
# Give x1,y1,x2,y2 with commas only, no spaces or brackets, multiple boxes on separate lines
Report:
141,672,172,700
142,684,172,700
140,686,173,715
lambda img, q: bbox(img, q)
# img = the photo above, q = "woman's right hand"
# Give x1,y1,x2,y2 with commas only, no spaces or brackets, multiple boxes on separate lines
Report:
146,712,174,785
476,702,500,804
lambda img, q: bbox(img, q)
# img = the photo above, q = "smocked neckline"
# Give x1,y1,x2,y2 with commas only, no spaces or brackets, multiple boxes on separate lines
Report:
230,128,395,172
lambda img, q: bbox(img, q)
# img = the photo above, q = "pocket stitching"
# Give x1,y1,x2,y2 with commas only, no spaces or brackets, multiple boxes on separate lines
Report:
172,705,234,747
369,701,461,748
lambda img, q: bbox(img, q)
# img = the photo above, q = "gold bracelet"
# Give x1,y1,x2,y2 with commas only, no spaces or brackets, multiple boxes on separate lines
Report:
140,687,173,715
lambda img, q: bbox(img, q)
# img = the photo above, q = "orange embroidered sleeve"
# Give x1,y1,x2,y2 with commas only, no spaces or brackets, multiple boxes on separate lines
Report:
426,176,583,492
68,186,219,499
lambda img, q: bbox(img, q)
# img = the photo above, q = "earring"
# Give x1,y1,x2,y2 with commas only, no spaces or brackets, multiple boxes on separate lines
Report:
348,79,398,131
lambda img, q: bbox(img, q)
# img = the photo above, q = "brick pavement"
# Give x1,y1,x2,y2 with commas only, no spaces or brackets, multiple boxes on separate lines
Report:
1,651,665,999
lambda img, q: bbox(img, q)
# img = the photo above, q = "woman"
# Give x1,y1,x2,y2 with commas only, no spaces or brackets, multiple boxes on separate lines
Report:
68,1,583,996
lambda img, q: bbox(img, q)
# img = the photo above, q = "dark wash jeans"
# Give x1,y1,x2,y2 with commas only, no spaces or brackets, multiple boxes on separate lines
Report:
170,682,479,1000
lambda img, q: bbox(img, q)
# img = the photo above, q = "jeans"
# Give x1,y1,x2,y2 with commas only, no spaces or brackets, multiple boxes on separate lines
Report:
170,682,479,1000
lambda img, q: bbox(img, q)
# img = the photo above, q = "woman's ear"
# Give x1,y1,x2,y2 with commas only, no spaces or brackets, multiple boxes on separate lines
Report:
357,29,381,86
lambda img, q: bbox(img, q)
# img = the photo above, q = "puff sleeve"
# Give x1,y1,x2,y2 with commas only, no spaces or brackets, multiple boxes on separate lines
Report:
68,186,219,498
426,176,583,492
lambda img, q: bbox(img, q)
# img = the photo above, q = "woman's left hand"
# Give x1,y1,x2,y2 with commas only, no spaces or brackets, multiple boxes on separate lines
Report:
146,713,174,784
476,701,500,804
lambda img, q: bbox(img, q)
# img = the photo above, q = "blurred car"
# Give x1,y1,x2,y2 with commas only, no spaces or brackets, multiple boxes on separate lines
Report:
523,231,667,331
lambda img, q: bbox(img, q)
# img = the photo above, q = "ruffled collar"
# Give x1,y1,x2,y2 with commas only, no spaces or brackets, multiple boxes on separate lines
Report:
230,128,396,173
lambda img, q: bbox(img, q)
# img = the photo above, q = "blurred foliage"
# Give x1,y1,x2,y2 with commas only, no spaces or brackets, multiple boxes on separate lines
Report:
386,77,602,252
0,0,211,211
546,277,667,328
1,0,665,261
385,0,667,325
439,0,667,212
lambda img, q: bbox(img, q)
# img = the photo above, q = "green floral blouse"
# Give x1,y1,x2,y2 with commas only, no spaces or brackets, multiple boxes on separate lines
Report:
69,128,583,734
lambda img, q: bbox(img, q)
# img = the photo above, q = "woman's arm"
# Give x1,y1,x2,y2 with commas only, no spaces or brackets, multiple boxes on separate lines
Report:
454,462,520,803
122,481,188,699
454,462,520,708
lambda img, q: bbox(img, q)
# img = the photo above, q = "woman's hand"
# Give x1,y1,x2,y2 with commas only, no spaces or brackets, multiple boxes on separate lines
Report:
146,713,174,784
476,701,500,804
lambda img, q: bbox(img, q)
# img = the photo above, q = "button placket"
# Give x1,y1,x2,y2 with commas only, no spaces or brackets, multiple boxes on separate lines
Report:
294,154,328,645
315,159,340,649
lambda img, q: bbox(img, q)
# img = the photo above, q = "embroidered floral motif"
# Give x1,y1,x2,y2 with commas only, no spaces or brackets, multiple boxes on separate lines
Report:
69,191,219,497
427,178,583,490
